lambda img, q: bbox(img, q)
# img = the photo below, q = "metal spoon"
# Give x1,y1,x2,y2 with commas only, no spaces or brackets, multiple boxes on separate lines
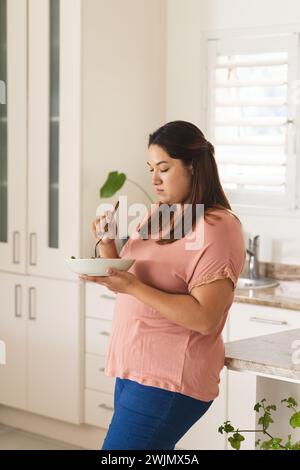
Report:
94,200,120,259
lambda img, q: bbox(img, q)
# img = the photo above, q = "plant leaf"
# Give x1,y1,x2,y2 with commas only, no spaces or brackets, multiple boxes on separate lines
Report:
281,397,298,409
254,403,262,412
100,171,126,198
290,411,300,429
228,432,245,450
258,412,273,431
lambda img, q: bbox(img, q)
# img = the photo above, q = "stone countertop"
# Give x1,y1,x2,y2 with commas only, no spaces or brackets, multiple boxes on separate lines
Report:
225,328,300,382
234,280,300,311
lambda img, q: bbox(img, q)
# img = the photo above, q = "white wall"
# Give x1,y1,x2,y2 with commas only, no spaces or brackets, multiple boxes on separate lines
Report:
167,0,300,265
81,0,166,255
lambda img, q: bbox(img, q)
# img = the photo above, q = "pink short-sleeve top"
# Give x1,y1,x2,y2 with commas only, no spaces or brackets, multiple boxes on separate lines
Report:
104,204,246,401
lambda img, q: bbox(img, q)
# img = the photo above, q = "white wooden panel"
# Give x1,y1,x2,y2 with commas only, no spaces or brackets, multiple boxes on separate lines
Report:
27,276,81,424
85,282,116,320
0,273,26,409
85,353,115,394
85,318,112,356
85,389,114,429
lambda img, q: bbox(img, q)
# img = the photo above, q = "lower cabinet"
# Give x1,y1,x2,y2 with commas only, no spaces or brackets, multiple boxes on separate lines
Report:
85,389,114,429
84,283,116,430
226,302,300,450
0,272,81,424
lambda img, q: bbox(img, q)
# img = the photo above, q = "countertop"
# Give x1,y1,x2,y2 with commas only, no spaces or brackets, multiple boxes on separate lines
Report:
234,280,300,311
225,328,300,382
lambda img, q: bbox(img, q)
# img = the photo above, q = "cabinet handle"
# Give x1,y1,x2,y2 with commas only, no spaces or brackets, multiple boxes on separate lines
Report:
99,331,110,336
12,231,20,264
98,403,114,411
249,316,288,326
28,287,36,320
98,367,105,372
99,294,116,301
29,233,37,266
14,284,22,318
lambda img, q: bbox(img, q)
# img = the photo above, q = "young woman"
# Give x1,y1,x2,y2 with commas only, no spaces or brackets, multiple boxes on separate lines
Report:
81,120,246,450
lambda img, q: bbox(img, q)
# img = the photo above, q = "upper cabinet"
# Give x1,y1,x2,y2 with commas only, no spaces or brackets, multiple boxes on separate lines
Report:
0,0,27,274
27,0,81,279
0,0,81,279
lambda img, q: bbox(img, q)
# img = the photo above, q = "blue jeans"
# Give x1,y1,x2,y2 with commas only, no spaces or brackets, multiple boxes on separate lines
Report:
101,378,213,450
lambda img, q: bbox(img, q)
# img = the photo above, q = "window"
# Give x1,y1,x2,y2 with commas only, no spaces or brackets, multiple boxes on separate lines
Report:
207,34,299,209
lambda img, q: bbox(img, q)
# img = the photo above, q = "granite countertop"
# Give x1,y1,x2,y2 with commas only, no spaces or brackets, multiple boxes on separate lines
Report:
234,280,300,311
234,263,300,311
225,328,300,381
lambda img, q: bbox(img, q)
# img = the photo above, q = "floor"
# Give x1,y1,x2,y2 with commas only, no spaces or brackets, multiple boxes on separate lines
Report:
0,424,83,450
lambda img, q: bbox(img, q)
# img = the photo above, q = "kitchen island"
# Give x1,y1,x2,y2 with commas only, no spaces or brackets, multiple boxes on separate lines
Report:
225,328,300,383
224,328,300,449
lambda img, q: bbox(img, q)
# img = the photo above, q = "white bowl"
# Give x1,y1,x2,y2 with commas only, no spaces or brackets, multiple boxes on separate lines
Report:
65,258,135,276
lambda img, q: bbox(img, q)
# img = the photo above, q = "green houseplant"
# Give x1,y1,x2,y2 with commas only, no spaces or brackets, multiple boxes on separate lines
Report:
219,396,300,450
100,171,154,203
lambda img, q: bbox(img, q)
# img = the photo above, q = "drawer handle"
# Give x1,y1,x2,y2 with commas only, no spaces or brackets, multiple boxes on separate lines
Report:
13,231,20,264
99,331,110,336
249,317,288,326
28,287,37,320
99,367,105,372
14,284,22,318
98,403,114,411
100,294,116,301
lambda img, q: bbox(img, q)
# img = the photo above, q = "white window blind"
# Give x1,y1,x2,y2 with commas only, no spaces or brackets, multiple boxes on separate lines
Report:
207,34,299,209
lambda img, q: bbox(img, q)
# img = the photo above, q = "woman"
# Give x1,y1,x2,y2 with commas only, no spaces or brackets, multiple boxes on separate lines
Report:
80,120,246,450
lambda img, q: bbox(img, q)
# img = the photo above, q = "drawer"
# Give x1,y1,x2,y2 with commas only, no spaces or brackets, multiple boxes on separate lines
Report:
85,389,114,429
228,303,300,341
85,353,115,394
85,283,116,321
86,318,112,356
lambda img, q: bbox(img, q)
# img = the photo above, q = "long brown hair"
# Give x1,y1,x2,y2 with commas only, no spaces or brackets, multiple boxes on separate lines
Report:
138,120,240,244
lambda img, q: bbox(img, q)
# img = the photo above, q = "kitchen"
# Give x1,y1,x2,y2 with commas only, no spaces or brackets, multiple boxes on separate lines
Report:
1,0,300,452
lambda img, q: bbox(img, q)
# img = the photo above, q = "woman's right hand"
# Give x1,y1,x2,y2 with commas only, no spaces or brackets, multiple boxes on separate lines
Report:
90,210,117,245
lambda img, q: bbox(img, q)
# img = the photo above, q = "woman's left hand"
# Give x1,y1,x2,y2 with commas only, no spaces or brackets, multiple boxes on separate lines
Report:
79,268,140,295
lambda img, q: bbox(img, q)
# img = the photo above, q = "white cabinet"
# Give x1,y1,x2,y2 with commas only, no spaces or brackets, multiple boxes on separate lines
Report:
0,273,27,410
227,302,300,450
84,282,116,429
0,0,80,279
0,0,27,273
0,272,81,424
27,0,81,279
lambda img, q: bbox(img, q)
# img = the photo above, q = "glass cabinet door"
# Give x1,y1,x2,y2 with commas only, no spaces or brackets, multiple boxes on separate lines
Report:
0,0,7,245
49,0,59,249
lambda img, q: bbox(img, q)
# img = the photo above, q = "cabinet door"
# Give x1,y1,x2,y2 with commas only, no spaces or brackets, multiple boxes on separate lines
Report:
0,0,27,273
227,302,300,450
0,273,26,409
27,276,81,424
176,325,228,450
27,0,81,279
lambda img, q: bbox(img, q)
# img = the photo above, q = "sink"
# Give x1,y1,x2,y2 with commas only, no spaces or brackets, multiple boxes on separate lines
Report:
236,277,279,290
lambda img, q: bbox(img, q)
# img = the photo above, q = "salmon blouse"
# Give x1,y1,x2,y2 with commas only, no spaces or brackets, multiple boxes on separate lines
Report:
104,205,246,401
